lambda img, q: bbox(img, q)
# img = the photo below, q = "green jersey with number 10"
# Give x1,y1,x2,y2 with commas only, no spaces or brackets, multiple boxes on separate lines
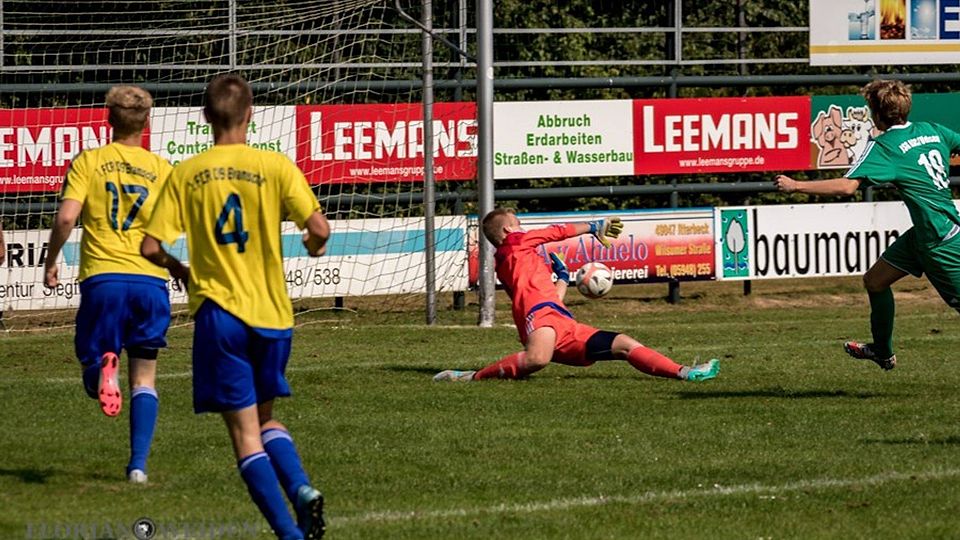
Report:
845,121,960,249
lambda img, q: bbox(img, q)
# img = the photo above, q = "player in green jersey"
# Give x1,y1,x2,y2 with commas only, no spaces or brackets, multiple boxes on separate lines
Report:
775,79,960,370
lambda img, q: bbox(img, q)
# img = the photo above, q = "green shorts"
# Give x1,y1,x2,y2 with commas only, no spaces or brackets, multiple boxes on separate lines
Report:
881,227,960,311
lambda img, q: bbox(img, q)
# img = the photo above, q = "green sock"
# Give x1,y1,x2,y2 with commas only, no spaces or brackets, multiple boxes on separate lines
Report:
868,288,895,358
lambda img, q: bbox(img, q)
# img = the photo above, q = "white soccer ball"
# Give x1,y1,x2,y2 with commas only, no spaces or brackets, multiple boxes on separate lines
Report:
575,261,614,299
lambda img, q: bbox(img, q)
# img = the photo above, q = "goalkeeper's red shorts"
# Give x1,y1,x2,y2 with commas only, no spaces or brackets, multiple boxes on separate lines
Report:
525,306,600,367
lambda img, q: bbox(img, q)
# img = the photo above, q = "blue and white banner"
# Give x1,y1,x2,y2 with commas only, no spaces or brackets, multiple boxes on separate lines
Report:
0,216,468,311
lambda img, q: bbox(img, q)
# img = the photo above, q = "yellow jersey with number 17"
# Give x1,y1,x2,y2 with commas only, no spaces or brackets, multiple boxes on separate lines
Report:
62,142,173,281
145,144,320,330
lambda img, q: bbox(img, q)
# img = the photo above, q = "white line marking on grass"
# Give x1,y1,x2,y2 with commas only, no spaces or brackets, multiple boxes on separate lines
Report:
332,467,960,527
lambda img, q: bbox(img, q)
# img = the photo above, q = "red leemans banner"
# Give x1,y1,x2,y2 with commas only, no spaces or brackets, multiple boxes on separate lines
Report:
2,94,957,193
632,97,811,174
0,108,149,193
295,102,477,184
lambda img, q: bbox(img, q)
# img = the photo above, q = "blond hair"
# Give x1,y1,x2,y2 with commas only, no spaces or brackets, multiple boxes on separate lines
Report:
861,79,912,128
481,208,515,246
105,85,152,138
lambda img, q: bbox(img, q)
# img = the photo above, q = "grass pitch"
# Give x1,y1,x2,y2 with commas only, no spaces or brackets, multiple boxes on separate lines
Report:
2,278,960,539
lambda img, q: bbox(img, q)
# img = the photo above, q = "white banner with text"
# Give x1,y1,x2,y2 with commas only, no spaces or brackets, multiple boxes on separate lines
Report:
715,202,920,281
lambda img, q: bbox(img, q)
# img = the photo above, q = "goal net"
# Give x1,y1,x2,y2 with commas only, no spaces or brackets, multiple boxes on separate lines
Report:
0,0,475,331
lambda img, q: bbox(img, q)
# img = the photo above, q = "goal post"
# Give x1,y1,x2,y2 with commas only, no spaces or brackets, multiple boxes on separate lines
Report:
0,0,476,331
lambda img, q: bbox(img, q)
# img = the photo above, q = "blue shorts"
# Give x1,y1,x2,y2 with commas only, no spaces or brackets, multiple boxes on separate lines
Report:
75,274,171,367
192,300,293,414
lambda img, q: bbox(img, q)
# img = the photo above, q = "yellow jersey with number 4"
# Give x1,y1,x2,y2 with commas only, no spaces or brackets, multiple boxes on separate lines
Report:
62,142,173,281
144,144,320,330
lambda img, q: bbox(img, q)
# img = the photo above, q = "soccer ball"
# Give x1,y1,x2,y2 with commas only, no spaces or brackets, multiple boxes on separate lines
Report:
575,262,614,299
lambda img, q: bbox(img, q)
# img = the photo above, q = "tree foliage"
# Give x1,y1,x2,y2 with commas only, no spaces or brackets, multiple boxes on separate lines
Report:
1,0,958,214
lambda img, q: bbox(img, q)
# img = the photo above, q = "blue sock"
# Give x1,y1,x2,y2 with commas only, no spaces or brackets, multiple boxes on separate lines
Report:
262,428,312,505
82,363,99,399
127,387,159,474
238,452,300,540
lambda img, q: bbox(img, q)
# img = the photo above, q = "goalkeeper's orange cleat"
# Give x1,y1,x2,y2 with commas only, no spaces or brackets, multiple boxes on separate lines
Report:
98,352,123,417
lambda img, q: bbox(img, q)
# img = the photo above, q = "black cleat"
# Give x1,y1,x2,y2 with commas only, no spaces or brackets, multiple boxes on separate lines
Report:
844,341,896,371
297,485,325,539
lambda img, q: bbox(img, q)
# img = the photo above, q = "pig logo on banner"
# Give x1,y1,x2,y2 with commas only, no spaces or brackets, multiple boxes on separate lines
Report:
811,105,879,169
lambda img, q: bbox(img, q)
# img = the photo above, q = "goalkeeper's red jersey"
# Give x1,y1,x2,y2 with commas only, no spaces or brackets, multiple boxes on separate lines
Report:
495,224,577,343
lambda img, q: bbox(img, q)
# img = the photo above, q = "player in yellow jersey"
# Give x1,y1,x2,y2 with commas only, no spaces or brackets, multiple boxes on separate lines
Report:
141,74,330,540
43,85,178,484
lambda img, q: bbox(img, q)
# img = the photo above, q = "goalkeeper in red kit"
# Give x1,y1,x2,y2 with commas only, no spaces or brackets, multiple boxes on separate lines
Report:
434,208,720,382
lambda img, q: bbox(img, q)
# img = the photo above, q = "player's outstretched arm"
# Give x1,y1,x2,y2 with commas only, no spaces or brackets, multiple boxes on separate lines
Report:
302,212,330,257
775,174,861,196
549,251,569,301
140,234,190,286
565,217,623,247
44,199,82,287
519,217,622,248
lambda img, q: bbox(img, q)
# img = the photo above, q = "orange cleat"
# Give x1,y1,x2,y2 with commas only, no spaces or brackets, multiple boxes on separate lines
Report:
98,352,123,417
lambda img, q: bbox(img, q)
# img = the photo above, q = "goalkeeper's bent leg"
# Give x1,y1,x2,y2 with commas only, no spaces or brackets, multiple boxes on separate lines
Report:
475,327,556,380
626,346,683,379
611,334,683,379
474,351,531,379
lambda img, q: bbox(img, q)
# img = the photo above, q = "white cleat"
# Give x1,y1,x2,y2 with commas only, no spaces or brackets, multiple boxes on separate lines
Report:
433,370,476,382
128,469,148,484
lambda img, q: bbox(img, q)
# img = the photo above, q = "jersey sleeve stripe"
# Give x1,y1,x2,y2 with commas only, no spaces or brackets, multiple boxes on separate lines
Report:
844,140,876,179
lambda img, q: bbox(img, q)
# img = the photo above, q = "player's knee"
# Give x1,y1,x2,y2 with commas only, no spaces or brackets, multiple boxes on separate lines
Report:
257,407,281,428
525,350,552,368
862,272,884,293
587,331,626,360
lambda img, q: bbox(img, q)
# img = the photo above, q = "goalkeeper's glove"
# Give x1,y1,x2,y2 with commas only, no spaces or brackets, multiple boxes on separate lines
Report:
549,252,569,283
588,217,624,247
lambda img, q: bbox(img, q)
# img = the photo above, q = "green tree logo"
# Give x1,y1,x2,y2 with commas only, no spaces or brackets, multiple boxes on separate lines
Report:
721,210,749,278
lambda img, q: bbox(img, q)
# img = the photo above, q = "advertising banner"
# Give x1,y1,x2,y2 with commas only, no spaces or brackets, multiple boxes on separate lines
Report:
149,106,298,166
493,100,634,179
810,0,960,66
467,209,715,287
0,217,468,312
810,93,960,169
295,102,477,184
0,108,124,193
633,97,811,174
715,202,917,281
8,94,960,194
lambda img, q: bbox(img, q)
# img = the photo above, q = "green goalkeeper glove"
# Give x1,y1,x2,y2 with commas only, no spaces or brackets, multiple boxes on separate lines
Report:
549,252,569,282
588,217,623,247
